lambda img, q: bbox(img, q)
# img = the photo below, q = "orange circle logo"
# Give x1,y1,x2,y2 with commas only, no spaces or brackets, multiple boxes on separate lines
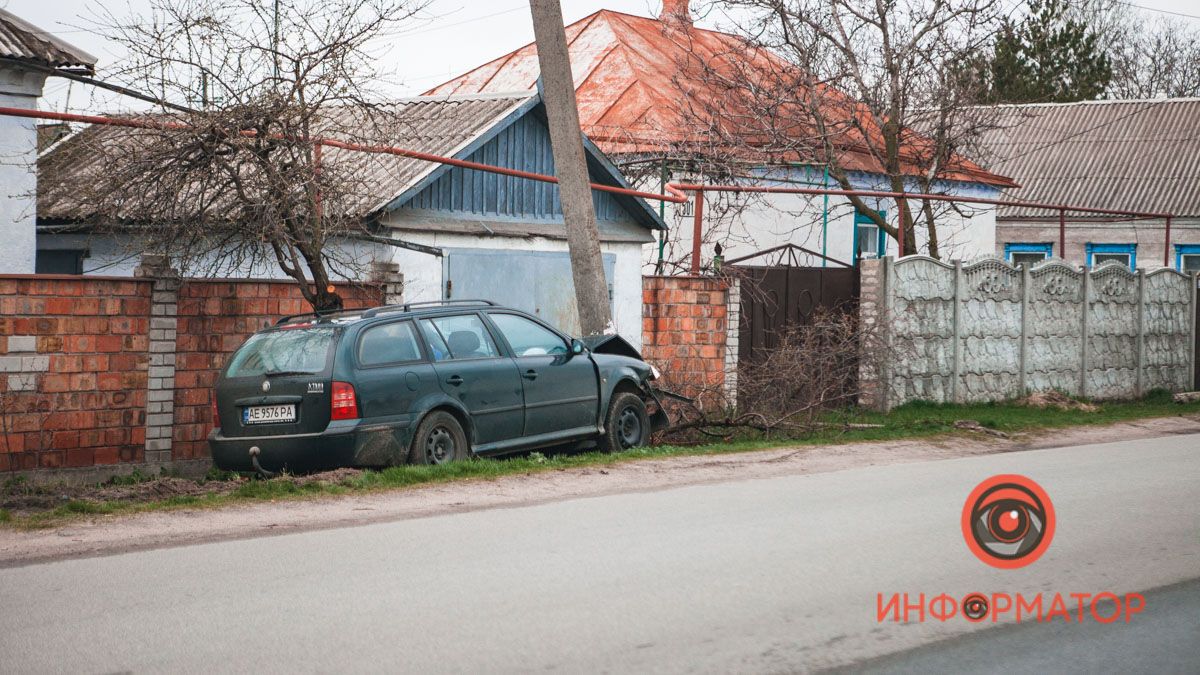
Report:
962,475,1055,569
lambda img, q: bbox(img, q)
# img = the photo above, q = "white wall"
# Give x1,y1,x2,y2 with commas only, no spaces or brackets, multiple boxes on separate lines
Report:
386,229,646,348
0,64,47,274
43,228,648,348
639,168,1000,271
36,232,386,280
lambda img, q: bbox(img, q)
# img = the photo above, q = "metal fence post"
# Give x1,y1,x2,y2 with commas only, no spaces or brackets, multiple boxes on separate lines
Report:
1080,266,1091,399
1135,269,1146,398
952,260,963,404
1019,264,1030,397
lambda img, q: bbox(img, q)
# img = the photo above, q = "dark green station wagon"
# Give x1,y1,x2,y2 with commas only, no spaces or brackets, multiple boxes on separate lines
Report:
209,301,667,474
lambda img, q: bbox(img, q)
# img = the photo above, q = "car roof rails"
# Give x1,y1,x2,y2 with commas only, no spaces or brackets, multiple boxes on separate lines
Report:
361,299,497,319
274,308,362,326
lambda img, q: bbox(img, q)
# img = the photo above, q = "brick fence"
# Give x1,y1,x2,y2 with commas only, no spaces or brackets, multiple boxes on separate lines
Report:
0,263,386,478
4,268,733,478
641,275,738,403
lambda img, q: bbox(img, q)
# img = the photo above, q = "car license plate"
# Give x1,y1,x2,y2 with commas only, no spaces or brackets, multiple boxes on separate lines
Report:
243,404,296,425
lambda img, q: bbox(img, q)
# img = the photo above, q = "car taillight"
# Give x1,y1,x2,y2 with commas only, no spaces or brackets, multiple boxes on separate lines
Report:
211,391,221,431
331,381,359,420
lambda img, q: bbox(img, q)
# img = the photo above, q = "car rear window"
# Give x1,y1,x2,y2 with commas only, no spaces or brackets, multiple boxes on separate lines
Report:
226,326,337,378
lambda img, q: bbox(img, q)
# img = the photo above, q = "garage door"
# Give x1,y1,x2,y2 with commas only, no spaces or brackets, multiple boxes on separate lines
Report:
443,248,615,335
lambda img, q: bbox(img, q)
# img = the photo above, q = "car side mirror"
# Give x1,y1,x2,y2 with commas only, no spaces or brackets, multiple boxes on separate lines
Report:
570,339,586,356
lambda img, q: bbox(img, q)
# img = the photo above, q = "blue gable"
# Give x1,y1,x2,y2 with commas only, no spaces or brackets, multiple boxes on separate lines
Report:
390,100,663,229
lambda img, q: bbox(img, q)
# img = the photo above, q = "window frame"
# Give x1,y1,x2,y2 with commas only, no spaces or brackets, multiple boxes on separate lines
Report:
853,208,887,261
484,311,571,358
421,312,504,362
1174,244,1200,274
35,249,88,275
1086,243,1137,271
355,319,427,369
1004,242,1053,267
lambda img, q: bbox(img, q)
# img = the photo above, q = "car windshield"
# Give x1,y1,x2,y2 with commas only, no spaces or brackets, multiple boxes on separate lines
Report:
226,326,336,378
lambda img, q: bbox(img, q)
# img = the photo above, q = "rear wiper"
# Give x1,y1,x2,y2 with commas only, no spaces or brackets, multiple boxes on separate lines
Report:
262,370,315,377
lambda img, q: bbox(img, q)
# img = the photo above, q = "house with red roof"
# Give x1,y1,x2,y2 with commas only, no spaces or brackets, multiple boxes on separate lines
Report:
429,1,1015,271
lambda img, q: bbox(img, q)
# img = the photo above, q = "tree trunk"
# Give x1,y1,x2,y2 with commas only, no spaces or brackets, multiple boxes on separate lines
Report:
529,0,613,336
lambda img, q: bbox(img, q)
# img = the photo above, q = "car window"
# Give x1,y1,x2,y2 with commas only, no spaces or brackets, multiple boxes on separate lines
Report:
490,313,568,356
226,326,335,377
424,315,499,360
359,321,422,366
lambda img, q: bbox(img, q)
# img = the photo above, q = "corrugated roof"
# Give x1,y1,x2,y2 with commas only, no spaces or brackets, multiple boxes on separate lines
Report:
38,93,534,222
0,8,96,71
428,9,1014,188
976,98,1200,219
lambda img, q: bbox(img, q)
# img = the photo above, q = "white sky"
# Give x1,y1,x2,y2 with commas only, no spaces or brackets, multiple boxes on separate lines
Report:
3,0,1199,114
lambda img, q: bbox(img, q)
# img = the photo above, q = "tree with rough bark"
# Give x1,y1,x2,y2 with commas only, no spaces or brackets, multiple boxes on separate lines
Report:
55,0,427,311
682,0,1006,259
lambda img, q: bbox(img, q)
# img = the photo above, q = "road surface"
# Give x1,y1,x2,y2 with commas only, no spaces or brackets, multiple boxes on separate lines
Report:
1,433,1197,673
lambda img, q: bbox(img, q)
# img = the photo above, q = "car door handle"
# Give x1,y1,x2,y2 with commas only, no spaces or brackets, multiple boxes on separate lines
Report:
446,375,464,386
523,370,538,381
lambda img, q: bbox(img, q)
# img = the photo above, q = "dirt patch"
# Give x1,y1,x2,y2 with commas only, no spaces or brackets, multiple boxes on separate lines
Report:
1018,391,1099,413
289,468,364,487
0,476,240,514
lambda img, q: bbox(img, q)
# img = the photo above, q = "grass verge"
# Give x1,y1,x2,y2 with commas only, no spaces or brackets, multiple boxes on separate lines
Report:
4,392,1198,530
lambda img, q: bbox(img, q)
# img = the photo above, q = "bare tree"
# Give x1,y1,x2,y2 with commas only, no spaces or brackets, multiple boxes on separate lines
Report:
674,0,1006,258
1104,12,1200,98
41,0,427,310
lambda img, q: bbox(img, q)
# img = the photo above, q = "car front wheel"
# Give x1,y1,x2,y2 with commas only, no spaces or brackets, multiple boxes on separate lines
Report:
410,410,469,465
599,391,649,453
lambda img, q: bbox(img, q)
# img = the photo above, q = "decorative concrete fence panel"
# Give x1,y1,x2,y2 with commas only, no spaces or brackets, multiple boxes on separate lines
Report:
861,257,1198,410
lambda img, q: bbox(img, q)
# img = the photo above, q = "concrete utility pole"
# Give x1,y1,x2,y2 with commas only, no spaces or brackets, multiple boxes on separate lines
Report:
528,0,613,335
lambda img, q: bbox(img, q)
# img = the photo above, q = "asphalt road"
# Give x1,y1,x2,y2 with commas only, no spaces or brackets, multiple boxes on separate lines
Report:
1,433,1198,673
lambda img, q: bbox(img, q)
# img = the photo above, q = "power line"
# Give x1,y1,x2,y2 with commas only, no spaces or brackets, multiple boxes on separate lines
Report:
1113,0,1200,21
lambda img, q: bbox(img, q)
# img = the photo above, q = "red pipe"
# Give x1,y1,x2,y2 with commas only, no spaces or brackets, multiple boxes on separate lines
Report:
0,106,690,206
691,189,705,275
1059,209,1066,260
1165,215,1172,267
667,182,1171,221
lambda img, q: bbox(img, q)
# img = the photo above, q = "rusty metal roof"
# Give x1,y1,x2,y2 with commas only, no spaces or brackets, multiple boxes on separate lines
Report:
428,9,1013,188
0,9,96,71
977,98,1200,219
38,93,535,222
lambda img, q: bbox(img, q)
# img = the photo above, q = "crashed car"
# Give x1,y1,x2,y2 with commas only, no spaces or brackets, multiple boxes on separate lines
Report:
209,300,667,473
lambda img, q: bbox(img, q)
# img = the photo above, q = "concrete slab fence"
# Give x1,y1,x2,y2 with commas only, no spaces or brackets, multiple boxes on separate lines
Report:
860,256,1199,411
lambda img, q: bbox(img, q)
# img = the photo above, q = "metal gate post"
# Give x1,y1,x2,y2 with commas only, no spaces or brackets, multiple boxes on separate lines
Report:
952,260,963,404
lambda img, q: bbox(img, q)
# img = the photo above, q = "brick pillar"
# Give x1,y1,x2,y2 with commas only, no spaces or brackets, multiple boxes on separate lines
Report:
134,255,180,464
371,261,405,305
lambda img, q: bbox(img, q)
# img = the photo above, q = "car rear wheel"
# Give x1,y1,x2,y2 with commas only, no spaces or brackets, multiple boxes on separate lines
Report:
410,411,469,465
599,391,649,453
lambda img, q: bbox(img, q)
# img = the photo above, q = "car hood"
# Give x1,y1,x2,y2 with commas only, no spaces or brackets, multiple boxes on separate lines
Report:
579,333,643,360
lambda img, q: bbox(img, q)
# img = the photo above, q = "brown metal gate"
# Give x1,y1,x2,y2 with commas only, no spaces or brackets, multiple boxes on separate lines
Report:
736,266,860,364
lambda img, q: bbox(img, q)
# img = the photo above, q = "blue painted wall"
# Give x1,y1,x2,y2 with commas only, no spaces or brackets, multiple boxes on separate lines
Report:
401,113,636,223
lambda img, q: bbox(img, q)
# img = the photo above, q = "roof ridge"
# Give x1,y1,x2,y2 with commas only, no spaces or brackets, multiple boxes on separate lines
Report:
976,97,1200,110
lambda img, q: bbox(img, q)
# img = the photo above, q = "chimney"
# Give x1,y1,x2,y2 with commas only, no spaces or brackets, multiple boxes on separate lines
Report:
661,0,693,27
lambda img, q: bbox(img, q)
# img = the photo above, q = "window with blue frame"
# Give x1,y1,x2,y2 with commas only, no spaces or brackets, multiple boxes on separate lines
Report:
1004,243,1053,268
1086,243,1137,270
1176,244,1200,274
853,208,887,261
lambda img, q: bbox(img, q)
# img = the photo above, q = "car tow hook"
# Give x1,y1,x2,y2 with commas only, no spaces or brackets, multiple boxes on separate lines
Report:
248,446,276,479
